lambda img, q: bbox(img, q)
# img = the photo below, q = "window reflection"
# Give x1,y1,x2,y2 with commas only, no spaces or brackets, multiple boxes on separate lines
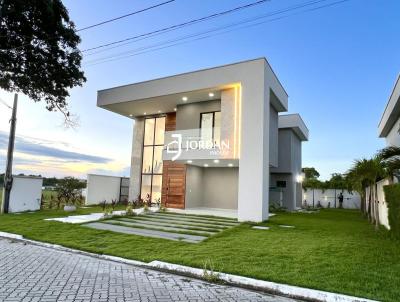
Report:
141,116,165,203
144,118,155,146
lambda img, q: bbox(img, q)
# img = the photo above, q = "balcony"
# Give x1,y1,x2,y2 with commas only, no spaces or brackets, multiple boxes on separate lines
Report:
162,128,234,162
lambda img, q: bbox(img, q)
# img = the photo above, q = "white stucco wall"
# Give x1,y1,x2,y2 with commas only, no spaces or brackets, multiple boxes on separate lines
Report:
385,115,400,147
86,174,122,205
376,178,390,229
302,189,361,209
185,166,238,210
8,176,43,213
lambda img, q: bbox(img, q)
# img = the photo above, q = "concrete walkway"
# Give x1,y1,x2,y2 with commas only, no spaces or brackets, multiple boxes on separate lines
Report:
0,238,300,302
84,212,239,243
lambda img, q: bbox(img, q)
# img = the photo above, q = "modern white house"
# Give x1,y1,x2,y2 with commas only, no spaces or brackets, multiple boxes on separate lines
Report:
97,58,308,222
375,74,400,229
379,74,400,147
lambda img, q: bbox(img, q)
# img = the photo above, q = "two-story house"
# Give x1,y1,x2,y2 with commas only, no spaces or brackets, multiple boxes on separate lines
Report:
97,58,308,222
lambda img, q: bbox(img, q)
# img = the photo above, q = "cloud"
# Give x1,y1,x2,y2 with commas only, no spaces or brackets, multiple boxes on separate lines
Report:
0,131,111,164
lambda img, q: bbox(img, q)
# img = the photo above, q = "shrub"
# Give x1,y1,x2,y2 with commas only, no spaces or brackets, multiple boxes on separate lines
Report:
56,177,85,207
269,202,287,213
383,184,400,239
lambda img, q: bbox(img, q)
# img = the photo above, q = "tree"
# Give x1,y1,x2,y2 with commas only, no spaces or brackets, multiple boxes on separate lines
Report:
56,177,85,206
302,167,320,180
377,146,400,184
0,0,86,123
346,157,386,228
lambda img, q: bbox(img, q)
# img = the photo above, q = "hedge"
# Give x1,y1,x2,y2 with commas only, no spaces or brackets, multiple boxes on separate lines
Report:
383,184,400,239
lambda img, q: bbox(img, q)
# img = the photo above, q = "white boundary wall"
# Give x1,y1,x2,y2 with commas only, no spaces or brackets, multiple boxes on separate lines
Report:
9,176,43,213
366,178,390,230
85,174,122,205
302,189,360,209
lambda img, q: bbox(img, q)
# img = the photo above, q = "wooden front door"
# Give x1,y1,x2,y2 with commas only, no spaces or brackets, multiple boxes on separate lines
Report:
162,161,186,209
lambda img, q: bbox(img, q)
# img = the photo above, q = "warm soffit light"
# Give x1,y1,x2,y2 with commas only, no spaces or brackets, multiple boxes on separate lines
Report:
143,112,147,115
182,96,188,102
213,159,219,163
209,92,214,97
174,108,177,111
187,160,193,163
228,163,233,167
129,114,133,117
204,164,209,167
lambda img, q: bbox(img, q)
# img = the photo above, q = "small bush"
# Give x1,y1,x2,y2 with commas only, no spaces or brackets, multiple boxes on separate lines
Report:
269,202,287,213
383,184,400,239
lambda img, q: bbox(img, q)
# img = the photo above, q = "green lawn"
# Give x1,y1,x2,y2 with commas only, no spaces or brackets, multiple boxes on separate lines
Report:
0,208,398,302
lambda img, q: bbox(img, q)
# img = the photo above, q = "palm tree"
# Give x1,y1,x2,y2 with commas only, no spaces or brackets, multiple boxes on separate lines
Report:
346,157,386,228
377,146,400,184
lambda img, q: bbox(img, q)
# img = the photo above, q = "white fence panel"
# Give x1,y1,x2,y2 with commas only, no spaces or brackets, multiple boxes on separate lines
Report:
85,174,122,205
376,178,390,230
302,189,361,209
9,176,43,213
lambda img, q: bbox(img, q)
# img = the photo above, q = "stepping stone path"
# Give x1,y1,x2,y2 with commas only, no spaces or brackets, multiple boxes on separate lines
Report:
252,226,270,230
84,212,240,243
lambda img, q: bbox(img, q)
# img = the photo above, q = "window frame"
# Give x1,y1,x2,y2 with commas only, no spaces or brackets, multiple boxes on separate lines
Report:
199,111,221,143
140,116,166,202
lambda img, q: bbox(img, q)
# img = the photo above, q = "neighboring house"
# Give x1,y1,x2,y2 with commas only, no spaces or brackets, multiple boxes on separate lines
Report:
376,74,400,229
379,74,400,147
97,58,308,222
270,114,308,211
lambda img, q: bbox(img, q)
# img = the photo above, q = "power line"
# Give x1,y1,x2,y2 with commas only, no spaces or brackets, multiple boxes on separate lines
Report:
76,0,176,32
0,0,176,51
0,97,12,109
81,0,271,53
84,0,350,67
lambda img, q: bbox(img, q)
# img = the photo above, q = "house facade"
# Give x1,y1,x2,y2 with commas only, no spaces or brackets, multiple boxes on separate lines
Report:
97,58,308,222
379,74,400,147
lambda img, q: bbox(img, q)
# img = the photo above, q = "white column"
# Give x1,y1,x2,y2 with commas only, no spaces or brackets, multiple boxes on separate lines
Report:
129,118,144,201
237,74,270,222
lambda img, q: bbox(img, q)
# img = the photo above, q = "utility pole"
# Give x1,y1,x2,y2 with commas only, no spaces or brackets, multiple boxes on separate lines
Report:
1,94,18,214
0,0,4,19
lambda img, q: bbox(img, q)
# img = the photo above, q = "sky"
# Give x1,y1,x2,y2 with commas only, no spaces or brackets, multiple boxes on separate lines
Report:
0,0,399,180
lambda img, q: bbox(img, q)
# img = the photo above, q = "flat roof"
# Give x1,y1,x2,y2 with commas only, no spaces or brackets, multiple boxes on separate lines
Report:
97,57,289,118
278,114,309,141
378,74,400,137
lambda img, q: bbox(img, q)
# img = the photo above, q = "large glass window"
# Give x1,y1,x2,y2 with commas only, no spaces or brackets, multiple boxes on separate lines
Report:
141,116,165,203
200,111,221,146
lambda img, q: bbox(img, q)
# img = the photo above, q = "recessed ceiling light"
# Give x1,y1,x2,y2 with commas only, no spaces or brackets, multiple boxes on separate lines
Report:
174,108,177,111
204,164,209,167
158,110,161,113
228,163,233,167
182,96,188,102
209,92,214,97
213,159,219,163
129,114,133,117
143,112,147,115
187,160,193,163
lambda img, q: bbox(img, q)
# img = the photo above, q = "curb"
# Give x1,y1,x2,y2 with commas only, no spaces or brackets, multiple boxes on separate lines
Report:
0,232,378,302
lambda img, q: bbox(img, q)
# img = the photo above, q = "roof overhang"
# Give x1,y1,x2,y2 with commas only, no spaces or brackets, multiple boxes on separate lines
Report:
278,114,309,141
378,75,400,138
97,58,289,118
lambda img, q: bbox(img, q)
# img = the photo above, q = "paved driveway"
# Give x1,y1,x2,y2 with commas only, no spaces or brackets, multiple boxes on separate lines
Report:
0,238,299,302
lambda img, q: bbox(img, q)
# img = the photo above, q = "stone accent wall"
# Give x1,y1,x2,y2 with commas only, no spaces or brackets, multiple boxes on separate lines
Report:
129,118,144,201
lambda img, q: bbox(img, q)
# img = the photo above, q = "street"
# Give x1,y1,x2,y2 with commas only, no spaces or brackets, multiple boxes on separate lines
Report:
0,238,299,302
